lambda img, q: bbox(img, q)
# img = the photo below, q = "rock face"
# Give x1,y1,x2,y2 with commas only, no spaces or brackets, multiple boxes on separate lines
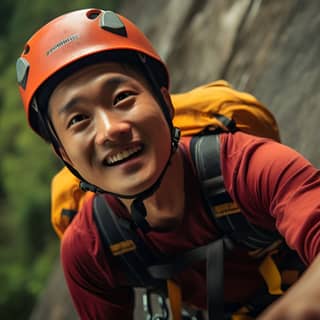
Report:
29,260,77,320
29,0,320,319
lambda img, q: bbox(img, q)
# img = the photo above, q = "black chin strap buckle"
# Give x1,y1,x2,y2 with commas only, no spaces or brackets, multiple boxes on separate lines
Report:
131,199,151,233
80,181,103,193
171,126,181,151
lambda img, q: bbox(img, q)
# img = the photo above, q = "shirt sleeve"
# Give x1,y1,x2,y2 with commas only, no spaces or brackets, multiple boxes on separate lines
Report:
220,132,320,264
61,197,134,320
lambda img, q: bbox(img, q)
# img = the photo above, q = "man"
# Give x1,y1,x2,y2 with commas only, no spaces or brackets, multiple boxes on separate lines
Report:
16,8,320,320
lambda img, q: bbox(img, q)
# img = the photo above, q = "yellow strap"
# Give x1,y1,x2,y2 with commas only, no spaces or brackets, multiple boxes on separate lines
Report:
212,202,240,217
258,255,284,295
167,280,182,320
109,240,136,256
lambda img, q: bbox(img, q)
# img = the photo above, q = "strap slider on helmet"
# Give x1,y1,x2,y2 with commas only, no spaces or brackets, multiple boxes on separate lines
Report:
172,127,181,151
16,57,30,89
100,11,127,37
31,98,39,112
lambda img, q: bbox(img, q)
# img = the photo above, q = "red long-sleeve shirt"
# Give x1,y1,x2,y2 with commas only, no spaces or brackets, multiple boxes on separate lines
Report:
61,132,320,319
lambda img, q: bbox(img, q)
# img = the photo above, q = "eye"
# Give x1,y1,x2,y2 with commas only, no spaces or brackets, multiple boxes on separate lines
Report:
67,114,88,128
113,91,134,106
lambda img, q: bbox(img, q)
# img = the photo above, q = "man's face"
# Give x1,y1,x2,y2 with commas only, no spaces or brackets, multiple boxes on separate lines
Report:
49,62,172,196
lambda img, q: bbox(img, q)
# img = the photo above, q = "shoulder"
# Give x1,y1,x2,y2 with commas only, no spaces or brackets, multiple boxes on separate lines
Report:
181,130,311,183
60,196,135,317
61,195,122,287
220,130,281,156
61,195,99,266
220,131,318,223
181,131,293,169
219,131,311,177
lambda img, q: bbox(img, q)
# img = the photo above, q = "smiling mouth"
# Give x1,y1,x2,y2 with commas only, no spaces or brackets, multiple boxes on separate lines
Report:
104,145,143,166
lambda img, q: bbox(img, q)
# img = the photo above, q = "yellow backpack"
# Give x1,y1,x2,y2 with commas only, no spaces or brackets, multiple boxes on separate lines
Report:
51,167,94,238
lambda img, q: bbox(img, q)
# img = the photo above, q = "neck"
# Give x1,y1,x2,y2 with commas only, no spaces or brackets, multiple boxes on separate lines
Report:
122,147,185,231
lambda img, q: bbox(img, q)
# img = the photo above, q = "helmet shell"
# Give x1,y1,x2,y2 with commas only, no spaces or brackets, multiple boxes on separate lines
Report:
16,9,169,135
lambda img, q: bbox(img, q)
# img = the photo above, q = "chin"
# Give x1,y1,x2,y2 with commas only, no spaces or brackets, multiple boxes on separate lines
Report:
97,163,165,197
109,183,154,198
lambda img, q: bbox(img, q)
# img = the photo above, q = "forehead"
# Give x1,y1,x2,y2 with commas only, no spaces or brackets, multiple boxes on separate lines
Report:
48,61,149,112
55,61,145,89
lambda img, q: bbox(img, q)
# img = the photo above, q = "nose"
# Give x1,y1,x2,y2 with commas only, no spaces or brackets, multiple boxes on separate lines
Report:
94,110,132,145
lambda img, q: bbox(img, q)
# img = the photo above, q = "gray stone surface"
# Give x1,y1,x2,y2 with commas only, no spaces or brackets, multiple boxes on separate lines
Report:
222,0,320,164
29,1,320,319
29,260,77,320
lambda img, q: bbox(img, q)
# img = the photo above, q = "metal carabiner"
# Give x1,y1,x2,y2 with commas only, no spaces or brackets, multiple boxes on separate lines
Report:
142,290,169,320
152,295,169,320
142,290,153,320
142,290,206,320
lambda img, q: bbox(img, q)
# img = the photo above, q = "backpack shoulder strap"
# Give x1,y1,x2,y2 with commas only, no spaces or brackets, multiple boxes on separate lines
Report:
190,132,282,251
93,194,163,288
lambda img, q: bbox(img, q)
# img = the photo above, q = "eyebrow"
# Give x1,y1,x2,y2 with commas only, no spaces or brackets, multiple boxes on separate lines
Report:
57,75,130,115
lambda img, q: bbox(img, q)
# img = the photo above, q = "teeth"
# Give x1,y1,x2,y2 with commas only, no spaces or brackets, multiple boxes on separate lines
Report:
107,146,141,165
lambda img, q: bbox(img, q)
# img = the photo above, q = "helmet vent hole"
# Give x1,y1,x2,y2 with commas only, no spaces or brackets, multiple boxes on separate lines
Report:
23,44,30,55
86,9,101,20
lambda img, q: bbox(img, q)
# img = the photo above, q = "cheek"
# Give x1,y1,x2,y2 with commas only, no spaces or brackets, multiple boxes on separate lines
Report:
143,112,172,160
59,134,91,168
137,99,170,131
142,110,171,142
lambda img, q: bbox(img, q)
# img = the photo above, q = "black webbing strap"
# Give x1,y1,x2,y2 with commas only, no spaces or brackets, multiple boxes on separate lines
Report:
61,208,77,220
190,133,235,236
190,133,282,247
148,238,233,280
207,238,224,320
93,194,162,288
212,114,237,133
190,131,284,319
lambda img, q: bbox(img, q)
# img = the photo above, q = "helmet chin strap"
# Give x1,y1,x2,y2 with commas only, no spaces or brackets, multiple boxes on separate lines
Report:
128,129,180,233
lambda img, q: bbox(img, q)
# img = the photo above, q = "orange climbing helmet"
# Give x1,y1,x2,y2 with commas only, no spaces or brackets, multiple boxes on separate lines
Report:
16,8,180,201
16,8,169,138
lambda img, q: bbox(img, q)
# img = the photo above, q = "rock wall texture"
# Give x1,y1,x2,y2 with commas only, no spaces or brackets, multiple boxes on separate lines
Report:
29,1,320,319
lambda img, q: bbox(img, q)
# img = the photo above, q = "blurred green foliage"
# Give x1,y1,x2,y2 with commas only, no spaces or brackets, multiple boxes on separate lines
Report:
0,1,121,318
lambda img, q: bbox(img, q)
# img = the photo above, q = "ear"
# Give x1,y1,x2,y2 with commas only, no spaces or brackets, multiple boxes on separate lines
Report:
160,87,174,119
